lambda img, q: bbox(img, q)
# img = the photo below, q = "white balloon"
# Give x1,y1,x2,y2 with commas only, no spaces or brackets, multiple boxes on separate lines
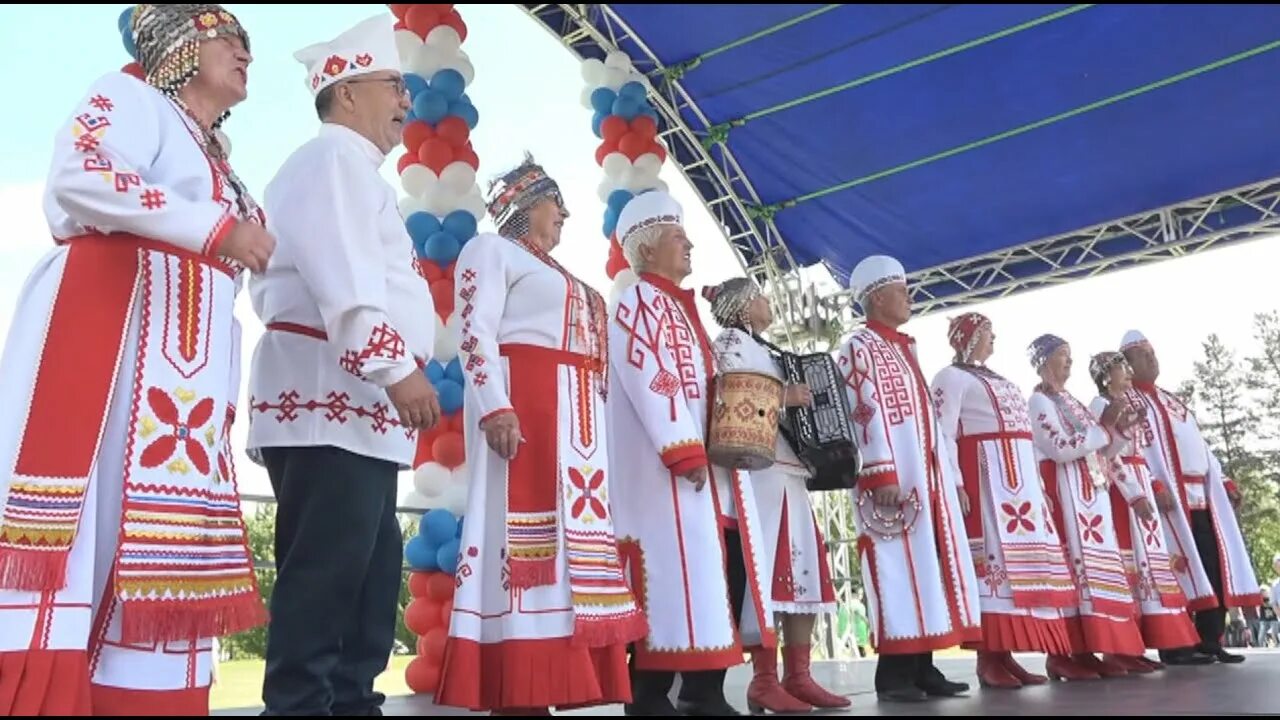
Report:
439,161,477,195
424,183,464,216
440,482,468,516
597,177,620,203
425,25,462,53
461,186,487,221
443,56,476,88
450,463,469,486
581,57,606,85
414,462,451,497
400,164,436,199
434,313,460,363
603,66,627,92
655,178,670,194
401,490,432,511
633,153,662,180
398,194,428,219
622,169,650,193
602,152,632,180
410,43,449,78
395,29,422,66
626,71,652,92
579,86,595,110
605,50,632,71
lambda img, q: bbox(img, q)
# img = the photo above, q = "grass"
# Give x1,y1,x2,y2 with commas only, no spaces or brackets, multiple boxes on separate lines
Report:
209,656,414,711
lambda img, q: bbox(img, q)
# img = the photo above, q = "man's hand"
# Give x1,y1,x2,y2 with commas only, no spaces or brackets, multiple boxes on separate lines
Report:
1155,488,1177,513
683,465,708,492
219,221,275,273
1116,406,1143,433
784,383,813,408
386,371,441,431
480,411,521,460
958,491,971,517
1133,497,1156,522
873,484,901,508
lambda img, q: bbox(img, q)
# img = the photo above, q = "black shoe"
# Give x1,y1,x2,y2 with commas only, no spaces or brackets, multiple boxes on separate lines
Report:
917,678,969,697
675,697,743,715
1198,646,1246,664
624,698,681,716
1161,648,1215,666
877,686,929,703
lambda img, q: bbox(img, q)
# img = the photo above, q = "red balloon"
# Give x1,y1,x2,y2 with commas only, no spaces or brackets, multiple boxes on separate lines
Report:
413,433,434,466
432,431,465,469
403,120,435,154
606,253,629,279
396,153,417,175
455,146,480,171
430,278,455,318
405,5,442,38
415,634,431,658
121,62,145,80
427,571,456,601
418,259,445,283
446,412,465,433
389,4,414,20
619,132,648,161
418,139,454,175
393,18,406,31
423,627,448,663
408,571,432,598
651,142,668,163
436,116,469,148
601,115,629,142
440,600,453,627
404,598,441,635
404,656,440,695
443,10,468,42
630,115,658,140
595,139,619,166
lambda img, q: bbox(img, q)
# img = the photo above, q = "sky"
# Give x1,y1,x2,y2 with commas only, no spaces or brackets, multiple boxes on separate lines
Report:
2,4,1278,505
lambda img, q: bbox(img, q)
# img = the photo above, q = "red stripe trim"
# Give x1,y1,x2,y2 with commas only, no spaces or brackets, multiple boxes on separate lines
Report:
266,321,327,340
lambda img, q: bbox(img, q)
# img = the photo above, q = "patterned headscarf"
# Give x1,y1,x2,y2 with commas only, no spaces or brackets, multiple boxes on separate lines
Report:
948,312,990,364
702,278,762,331
1027,333,1067,372
1089,351,1130,395
485,153,566,240
131,5,250,98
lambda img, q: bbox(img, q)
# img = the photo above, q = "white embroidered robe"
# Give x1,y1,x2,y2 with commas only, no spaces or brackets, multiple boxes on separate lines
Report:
711,328,836,615
838,322,981,654
931,364,1073,653
247,123,434,468
0,72,263,709
1130,383,1259,608
609,274,774,672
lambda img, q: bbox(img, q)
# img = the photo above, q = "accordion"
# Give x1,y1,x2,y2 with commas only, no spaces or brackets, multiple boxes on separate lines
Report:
762,340,863,492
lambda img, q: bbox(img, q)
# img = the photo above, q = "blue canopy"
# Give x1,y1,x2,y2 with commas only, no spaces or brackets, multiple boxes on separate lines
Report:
525,4,1280,305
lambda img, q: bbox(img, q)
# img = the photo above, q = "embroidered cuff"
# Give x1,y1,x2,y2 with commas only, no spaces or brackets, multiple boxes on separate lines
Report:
479,408,515,427
204,213,235,258
662,440,707,474
858,464,899,491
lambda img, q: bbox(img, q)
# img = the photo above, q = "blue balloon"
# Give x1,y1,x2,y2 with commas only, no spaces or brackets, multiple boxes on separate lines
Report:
591,111,605,139
405,108,418,124
421,509,458,546
603,212,619,239
612,96,641,121
431,69,467,102
413,90,449,124
122,29,138,60
438,379,464,414
405,534,439,571
406,212,441,251
643,107,660,124
404,73,428,99
607,189,634,213
619,81,647,100
445,357,464,384
455,515,464,539
590,87,617,115
448,101,479,131
461,92,471,105
117,6,134,33
442,210,477,243
425,359,446,384
436,538,461,575
424,231,460,264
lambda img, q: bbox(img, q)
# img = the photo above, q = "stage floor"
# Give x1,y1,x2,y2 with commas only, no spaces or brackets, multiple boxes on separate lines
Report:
217,650,1280,716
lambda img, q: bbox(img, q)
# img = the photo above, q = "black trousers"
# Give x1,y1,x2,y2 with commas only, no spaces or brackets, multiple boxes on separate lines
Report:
1189,509,1228,651
260,446,404,716
631,527,748,706
875,652,940,692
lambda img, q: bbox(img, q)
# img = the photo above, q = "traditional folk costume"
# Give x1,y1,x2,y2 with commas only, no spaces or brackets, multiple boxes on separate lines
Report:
0,5,266,715
837,256,981,701
1121,330,1259,663
608,192,775,716
1087,352,1200,668
1026,335,1146,680
434,158,645,713
706,279,846,713
245,15,433,715
930,313,1074,690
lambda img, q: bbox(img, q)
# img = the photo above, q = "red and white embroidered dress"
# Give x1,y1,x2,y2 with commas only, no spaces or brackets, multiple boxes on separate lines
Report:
837,321,981,654
0,72,265,715
247,123,434,468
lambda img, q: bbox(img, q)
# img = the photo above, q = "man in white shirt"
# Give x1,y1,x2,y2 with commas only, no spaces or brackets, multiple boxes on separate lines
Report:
247,14,439,716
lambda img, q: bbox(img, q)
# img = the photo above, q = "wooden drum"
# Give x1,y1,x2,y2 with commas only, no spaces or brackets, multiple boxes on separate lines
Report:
708,370,783,470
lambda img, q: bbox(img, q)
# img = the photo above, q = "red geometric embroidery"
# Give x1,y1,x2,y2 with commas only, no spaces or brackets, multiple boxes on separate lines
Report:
75,113,111,132
866,340,914,426
1002,501,1036,534
465,354,485,371
115,173,142,193
139,388,215,475
250,390,414,439
89,95,114,112
461,269,477,283
355,53,373,67
473,372,488,387
339,323,407,379
569,468,607,520
83,154,113,173
1077,512,1104,544
649,370,679,398
460,335,478,354
140,188,167,210
323,55,348,76
75,134,102,153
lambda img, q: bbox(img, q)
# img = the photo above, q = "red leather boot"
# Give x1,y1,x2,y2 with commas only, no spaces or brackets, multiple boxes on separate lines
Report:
1001,652,1049,685
781,644,851,708
1045,654,1102,681
976,651,1022,689
747,648,812,714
